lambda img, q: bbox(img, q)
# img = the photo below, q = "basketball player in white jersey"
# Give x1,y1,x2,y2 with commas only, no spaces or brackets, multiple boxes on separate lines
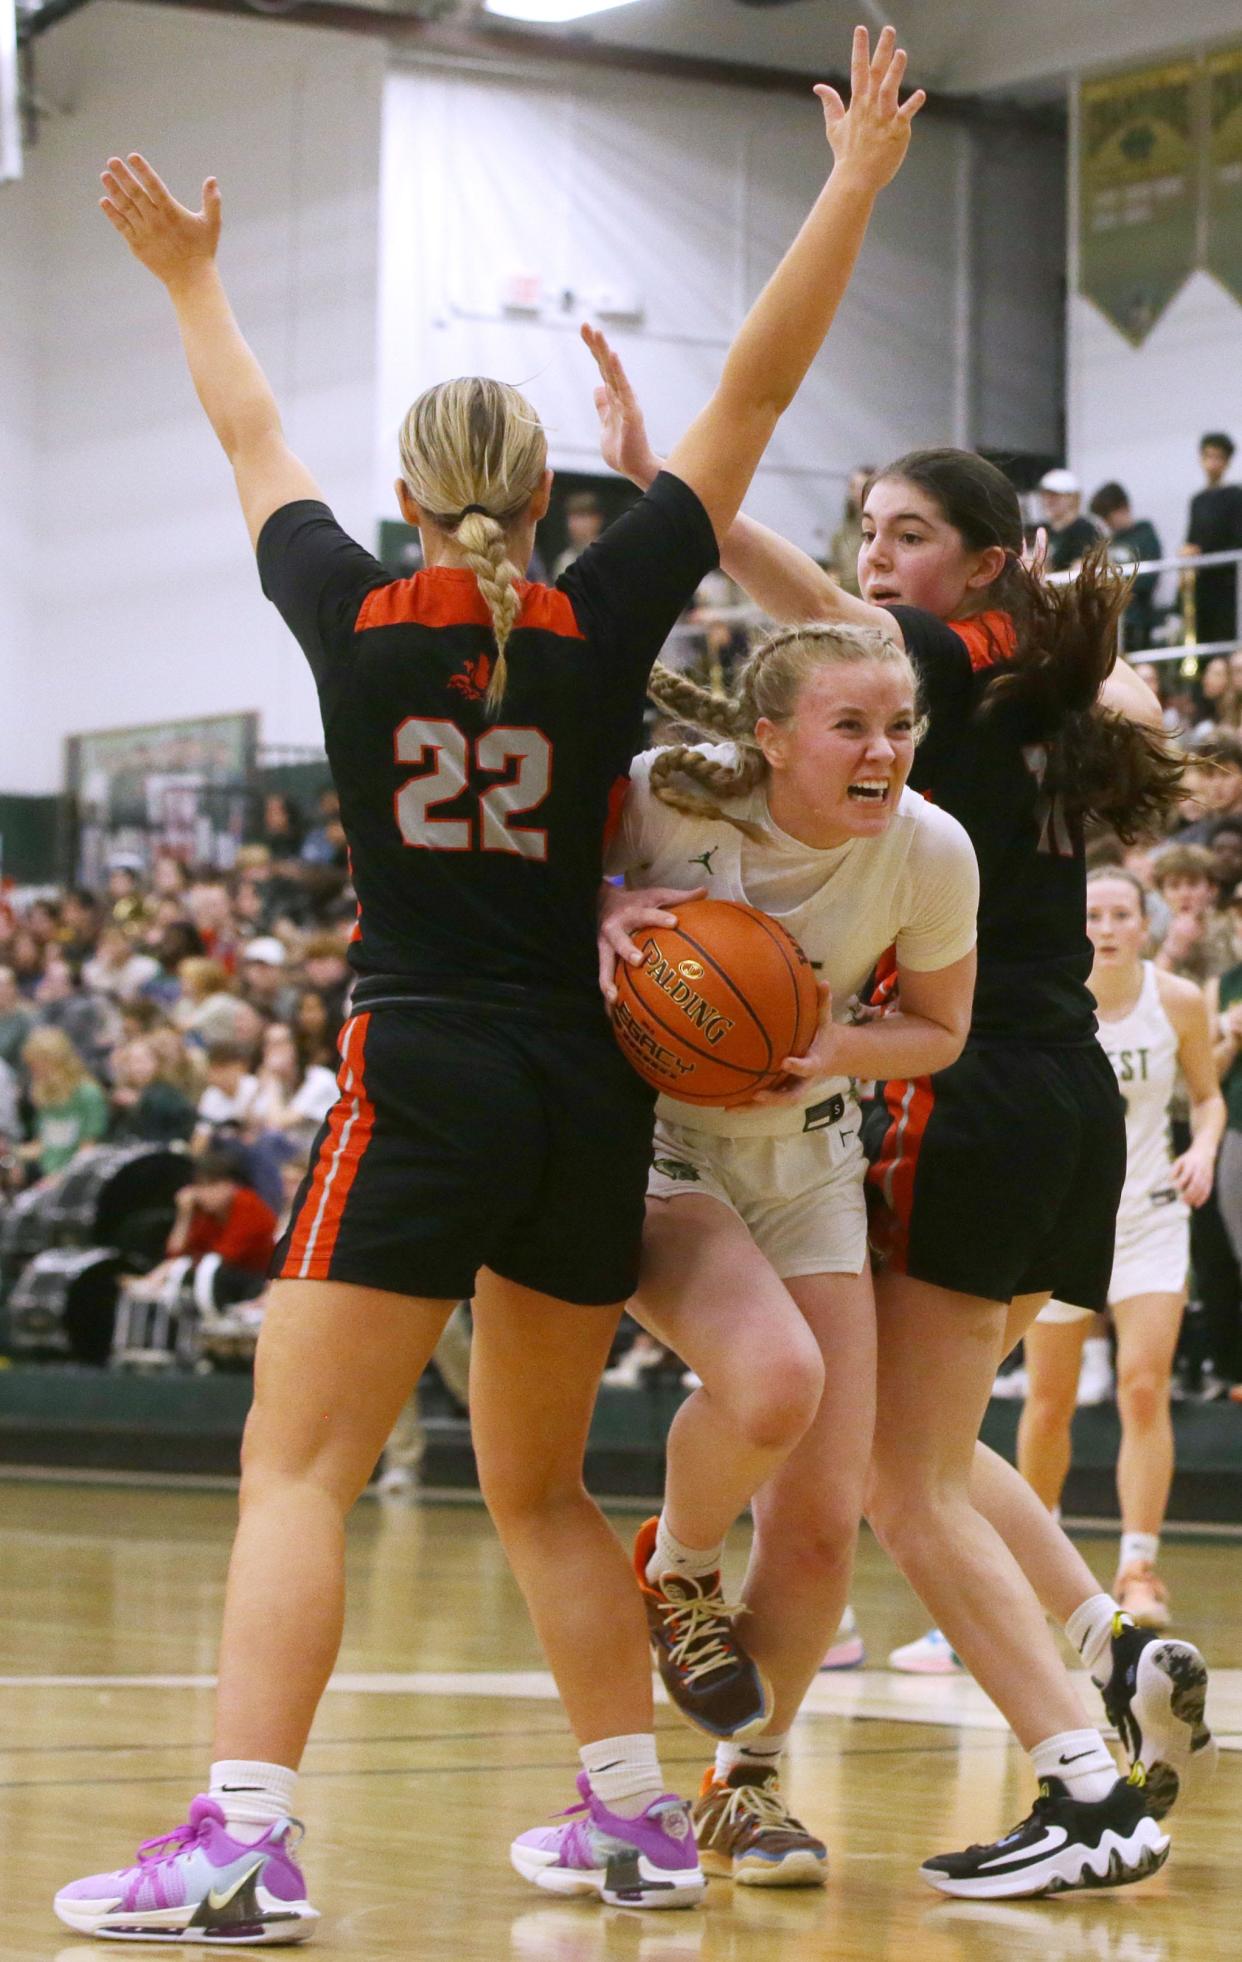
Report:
600,619,980,1881
1020,868,1224,1628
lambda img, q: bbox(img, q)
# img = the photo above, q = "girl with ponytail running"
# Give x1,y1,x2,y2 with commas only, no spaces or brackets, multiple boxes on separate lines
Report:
590,335,1213,1901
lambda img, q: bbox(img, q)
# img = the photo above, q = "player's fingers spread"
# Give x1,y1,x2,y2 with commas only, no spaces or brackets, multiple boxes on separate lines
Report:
125,153,165,203
99,197,133,236
101,167,139,211
870,23,897,83
850,25,870,100
815,84,845,129
879,47,907,111
899,88,928,125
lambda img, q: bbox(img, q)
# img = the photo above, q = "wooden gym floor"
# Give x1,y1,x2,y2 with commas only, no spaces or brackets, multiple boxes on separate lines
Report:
2,1475,1239,1961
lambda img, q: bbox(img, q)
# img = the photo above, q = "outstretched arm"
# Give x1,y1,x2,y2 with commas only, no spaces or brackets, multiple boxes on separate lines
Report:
584,321,889,631
99,154,321,548
652,26,923,544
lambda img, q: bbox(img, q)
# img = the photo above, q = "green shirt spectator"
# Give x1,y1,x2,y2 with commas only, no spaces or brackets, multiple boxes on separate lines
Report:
20,1026,109,1178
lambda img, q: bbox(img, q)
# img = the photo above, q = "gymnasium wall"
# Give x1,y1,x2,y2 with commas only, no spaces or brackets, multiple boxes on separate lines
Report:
0,2,385,792
0,4,1064,794
377,66,1066,553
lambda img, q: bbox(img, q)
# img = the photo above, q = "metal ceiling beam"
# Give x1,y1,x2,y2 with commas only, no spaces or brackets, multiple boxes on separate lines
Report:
115,0,1064,135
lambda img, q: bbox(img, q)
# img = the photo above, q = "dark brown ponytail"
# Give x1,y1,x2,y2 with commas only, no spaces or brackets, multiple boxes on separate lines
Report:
873,450,1183,841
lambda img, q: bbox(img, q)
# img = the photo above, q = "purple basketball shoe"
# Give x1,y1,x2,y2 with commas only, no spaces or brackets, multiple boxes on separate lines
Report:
54,1795,319,1944
510,1773,705,1910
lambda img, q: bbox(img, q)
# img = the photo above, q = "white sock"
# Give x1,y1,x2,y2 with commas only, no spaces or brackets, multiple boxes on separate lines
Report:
647,1513,724,1587
1030,1729,1118,1804
1065,1591,1126,1686
579,1734,666,1817
715,1731,789,1784
209,1760,297,1844
1120,1531,1159,1571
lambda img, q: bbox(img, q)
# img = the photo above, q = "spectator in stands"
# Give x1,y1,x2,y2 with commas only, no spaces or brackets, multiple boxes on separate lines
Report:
7,928,44,996
131,1146,277,1314
301,932,352,1023
1203,901,1242,1398
1172,731,1242,844
109,1035,197,1145
185,878,238,969
193,1040,260,1148
250,1021,338,1155
142,920,204,1010
237,936,297,1022
551,489,605,580
299,787,347,869
105,855,150,931
174,957,242,1047
1184,432,1242,647
0,965,36,1071
1151,845,1234,984
233,844,310,933
60,890,102,966
1089,481,1162,652
1209,817,1242,899
1038,467,1104,572
256,791,305,861
827,465,874,597
34,954,119,1075
26,898,62,950
1190,656,1239,737
149,1025,204,1107
291,986,340,1068
0,1050,20,1150
150,852,189,900
82,924,160,1004
19,1026,109,1179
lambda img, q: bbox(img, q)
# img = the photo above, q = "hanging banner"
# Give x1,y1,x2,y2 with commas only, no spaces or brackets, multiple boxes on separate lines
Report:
1078,61,1198,345
1206,48,1242,306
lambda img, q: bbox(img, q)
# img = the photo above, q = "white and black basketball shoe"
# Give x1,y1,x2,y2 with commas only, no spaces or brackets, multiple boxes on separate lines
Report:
919,1775,1169,1899
1098,1617,1216,1819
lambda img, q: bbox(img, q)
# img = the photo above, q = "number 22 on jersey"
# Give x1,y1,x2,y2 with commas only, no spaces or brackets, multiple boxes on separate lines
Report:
394,716,552,860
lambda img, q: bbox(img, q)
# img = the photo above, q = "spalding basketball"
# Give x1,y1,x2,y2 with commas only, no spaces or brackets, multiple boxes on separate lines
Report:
612,897,819,1107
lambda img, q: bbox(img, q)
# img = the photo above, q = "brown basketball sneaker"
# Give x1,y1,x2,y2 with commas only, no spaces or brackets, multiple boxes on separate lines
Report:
633,1518,772,1740
693,1766,827,1887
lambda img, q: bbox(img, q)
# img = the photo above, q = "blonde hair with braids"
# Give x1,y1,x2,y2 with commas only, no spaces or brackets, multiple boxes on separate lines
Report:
647,623,915,842
398,378,548,712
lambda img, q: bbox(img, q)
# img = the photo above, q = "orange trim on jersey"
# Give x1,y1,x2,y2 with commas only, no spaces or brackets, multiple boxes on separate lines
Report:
281,1013,375,1281
355,571,586,641
947,609,1017,673
865,1072,936,1271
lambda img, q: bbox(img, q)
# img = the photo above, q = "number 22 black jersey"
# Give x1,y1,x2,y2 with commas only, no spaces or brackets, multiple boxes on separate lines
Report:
257,472,717,1006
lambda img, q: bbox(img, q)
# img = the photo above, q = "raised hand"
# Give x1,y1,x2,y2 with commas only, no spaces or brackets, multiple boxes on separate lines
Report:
581,323,663,491
99,153,222,287
814,24,926,190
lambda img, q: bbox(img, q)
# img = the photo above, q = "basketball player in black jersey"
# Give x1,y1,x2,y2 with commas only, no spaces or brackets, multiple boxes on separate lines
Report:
57,28,927,1941
588,336,1211,1900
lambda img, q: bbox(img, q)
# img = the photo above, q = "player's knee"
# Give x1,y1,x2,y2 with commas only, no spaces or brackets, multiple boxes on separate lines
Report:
759,1499,858,1581
731,1333,824,1454
1116,1366,1168,1427
1024,1385,1075,1435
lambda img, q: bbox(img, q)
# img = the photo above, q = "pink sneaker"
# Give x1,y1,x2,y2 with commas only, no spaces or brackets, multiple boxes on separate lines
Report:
54,1795,318,1944
510,1773,705,1909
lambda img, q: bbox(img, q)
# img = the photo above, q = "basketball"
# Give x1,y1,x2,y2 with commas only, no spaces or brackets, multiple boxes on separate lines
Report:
612,897,819,1106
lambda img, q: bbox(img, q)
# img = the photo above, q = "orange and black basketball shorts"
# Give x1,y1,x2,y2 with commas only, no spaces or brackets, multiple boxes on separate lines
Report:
274,996,656,1306
863,1038,1126,1311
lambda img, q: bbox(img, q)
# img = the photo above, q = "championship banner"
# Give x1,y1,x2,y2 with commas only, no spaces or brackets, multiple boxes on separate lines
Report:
1206,48,1242,306
1078,62,1198,345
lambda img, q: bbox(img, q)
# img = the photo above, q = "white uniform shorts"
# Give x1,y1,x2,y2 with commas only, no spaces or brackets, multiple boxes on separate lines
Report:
1037,1196,1189,1324
646,1111,868,1281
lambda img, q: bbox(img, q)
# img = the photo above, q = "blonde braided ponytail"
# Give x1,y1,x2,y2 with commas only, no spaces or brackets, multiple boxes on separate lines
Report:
647,621,914,840
398,377,548,714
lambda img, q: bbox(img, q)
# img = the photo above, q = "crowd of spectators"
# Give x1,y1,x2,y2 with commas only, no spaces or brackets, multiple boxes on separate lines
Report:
0,788,355,1332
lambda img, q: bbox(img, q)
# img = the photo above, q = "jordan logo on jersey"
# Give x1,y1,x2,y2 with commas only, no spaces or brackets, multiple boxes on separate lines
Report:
689,848,718,876
448,654,492,702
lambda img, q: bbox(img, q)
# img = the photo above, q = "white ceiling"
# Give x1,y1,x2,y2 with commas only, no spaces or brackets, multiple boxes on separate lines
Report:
376,0,1242,101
